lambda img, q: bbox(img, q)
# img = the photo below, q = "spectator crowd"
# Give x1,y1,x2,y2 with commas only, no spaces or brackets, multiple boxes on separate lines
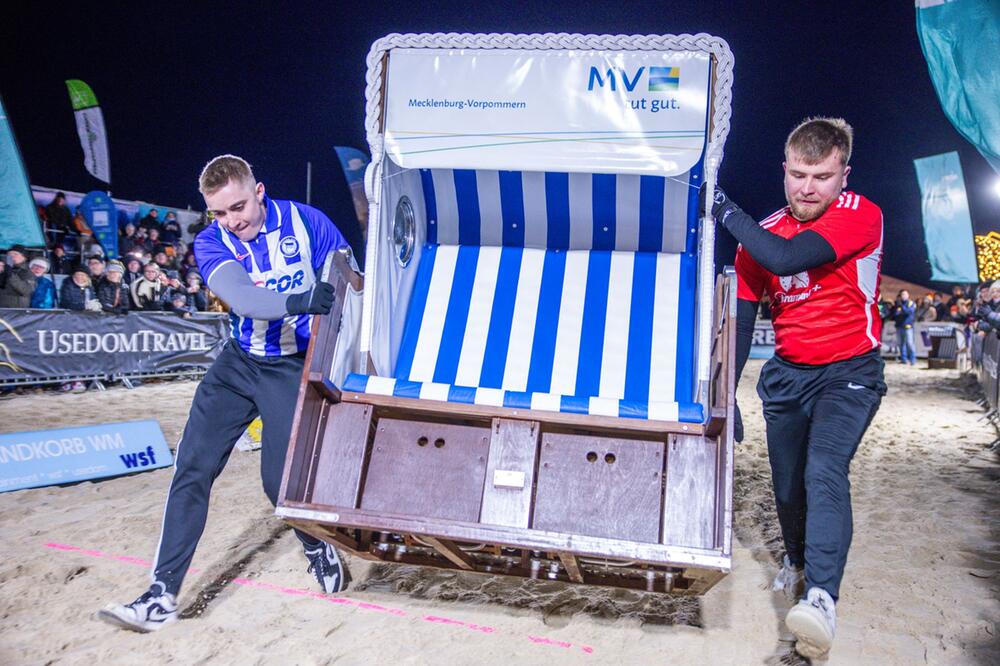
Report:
11,190,1000,375
879,282,1000,365
0,192,225,316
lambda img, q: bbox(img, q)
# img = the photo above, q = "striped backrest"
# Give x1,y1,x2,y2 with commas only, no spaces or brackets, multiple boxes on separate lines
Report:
394,244,696,405
418,168,698,254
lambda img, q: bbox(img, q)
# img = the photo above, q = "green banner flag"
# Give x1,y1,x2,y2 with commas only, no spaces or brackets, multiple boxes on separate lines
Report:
65,79,99,110
64,80,110,183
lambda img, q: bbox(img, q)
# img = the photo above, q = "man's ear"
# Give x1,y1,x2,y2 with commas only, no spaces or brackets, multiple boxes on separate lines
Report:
841,165,851,189
256,181,266,203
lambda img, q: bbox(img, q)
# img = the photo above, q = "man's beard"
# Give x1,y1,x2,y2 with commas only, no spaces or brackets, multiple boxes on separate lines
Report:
787,193,838,222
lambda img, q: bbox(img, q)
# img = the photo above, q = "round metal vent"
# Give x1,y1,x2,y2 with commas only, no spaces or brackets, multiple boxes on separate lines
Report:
392,196,415,267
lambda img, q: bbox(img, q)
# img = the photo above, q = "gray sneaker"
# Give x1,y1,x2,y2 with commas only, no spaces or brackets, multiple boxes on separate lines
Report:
771,554,805,602
98,582,177,633
785,587,837,659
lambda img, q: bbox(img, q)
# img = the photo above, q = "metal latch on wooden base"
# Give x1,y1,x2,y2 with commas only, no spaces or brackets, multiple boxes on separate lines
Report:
493,469,525,489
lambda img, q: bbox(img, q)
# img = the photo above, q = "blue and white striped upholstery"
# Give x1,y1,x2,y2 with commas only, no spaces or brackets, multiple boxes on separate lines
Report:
419,169,696,253
347,164,704,423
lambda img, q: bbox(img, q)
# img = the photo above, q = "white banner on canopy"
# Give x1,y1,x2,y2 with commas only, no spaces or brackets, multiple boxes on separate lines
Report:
384,49,711,176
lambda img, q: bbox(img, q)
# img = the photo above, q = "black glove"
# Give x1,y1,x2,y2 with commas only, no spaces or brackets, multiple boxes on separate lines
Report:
733,401,744,443
698,182,742,227
286,281,335,315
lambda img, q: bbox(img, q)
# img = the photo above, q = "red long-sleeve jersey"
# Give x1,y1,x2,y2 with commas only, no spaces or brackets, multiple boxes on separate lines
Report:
736,192,884,365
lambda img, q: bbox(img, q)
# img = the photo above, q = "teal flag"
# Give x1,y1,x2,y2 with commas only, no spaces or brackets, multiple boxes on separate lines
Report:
916,0,1000,173
0,96,45,248
914,151,979,282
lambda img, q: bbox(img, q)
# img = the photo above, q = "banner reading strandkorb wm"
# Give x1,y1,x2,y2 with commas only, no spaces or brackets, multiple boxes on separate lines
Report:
383,49,711,176
0,420,172,492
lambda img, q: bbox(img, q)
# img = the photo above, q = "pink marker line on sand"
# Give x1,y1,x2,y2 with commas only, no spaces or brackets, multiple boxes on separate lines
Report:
45,542,593,654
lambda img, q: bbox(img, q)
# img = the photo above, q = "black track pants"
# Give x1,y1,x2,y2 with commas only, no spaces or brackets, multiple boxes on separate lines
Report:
151,342,321,595
757,350,886,602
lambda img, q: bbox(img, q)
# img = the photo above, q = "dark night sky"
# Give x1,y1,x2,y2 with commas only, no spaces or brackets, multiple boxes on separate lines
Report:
4,1,999,285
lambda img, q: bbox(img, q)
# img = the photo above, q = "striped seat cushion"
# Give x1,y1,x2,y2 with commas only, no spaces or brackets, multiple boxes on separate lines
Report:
346,243,701,423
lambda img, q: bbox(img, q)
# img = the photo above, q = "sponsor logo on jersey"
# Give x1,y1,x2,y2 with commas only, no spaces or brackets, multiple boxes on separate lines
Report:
256,270,305,293
775,270,821,304
779,271,810,291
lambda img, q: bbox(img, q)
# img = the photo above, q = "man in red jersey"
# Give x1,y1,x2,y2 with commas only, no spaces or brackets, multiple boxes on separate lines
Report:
703,117,885,660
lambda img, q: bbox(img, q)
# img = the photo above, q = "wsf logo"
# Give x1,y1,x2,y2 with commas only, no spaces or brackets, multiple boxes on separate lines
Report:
587,66,680,92
119,446,159,469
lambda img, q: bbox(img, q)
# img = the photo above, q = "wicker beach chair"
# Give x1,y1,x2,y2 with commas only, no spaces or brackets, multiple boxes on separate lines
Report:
278,32,737,594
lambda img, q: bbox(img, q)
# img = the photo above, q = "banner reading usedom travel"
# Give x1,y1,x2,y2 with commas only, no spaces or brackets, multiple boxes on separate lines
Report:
383,49,711,176
913,151,978,283
0,310,229,384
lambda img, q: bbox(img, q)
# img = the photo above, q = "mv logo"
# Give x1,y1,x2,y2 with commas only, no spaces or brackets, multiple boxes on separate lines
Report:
587,66,680,92
0,317,23,372
779,271,811,292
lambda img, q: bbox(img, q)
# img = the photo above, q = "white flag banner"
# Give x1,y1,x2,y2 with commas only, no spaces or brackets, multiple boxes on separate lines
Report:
66,80,110,184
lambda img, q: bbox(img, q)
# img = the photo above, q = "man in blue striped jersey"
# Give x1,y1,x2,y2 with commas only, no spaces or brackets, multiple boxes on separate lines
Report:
100,155,351,632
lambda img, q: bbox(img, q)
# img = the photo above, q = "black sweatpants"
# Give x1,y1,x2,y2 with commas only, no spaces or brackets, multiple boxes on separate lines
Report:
151,341,320,595
757,350,886,602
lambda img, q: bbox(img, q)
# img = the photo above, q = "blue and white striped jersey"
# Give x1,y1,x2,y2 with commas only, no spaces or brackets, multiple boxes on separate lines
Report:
194,196,347,356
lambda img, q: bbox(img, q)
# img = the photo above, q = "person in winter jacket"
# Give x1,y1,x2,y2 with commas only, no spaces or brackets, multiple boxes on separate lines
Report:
97,261,130,314
29,257,56,309
892,290,917,365
60,269,96,311
0,245,37,308
51,245,75,275
130,263,166,310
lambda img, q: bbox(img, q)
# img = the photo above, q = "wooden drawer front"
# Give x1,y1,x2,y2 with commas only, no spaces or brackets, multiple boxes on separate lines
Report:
360,419,491,522
532,433,665,543
662,435,719,549
308,403,373,508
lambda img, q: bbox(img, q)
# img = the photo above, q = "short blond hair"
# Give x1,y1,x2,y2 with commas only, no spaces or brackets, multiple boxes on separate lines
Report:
198,154,255,196
785,117,853,165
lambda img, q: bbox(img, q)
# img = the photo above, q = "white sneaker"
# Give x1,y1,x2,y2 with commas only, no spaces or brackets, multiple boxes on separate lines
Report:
785,587,836,659
305,542,351,594
770,554,805,602
98,582,178,632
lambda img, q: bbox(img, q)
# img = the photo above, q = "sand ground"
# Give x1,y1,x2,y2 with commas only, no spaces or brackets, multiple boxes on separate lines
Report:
0,360,997,665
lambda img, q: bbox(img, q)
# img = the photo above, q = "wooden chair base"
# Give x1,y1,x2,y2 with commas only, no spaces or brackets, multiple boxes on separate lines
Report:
277,266,736,597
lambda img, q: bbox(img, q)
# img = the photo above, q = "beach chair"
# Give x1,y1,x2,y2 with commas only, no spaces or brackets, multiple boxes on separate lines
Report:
279,32,737,594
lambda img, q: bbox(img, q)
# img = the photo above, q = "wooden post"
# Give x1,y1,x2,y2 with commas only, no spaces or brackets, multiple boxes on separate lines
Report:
479,419,540,529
